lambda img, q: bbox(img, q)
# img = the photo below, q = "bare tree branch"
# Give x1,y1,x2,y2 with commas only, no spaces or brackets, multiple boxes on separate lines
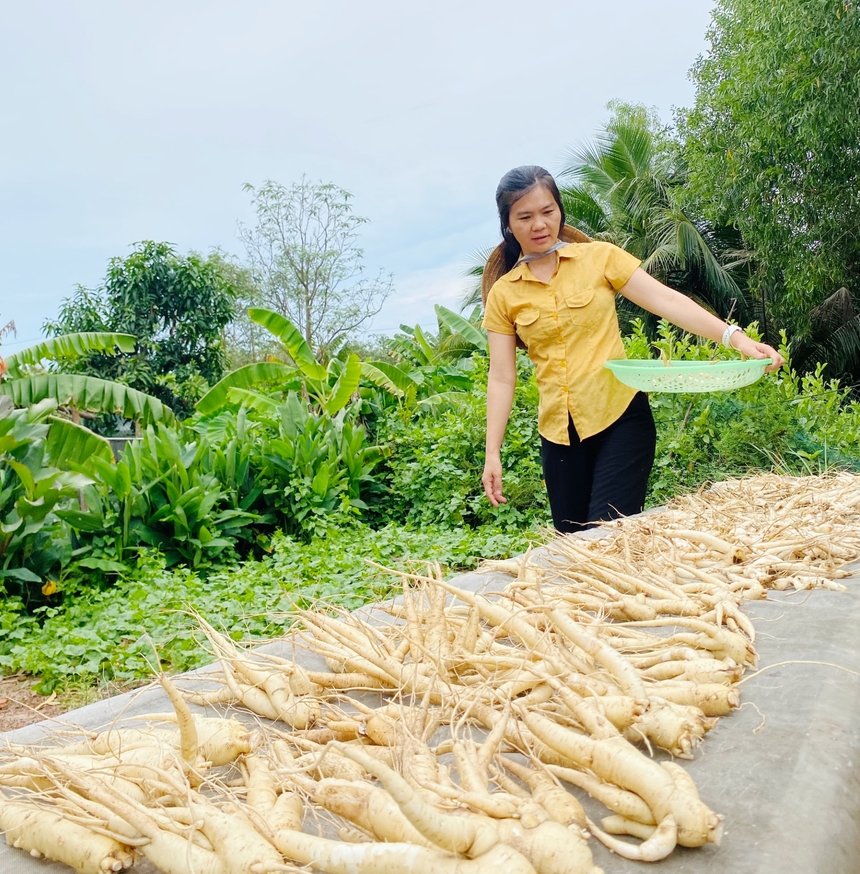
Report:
239,178,393,360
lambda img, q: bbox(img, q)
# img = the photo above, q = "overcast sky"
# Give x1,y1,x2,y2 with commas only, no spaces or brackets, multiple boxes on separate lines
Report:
0,0,716,351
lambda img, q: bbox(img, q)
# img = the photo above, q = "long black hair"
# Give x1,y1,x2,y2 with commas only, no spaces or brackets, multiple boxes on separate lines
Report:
495,166,566,272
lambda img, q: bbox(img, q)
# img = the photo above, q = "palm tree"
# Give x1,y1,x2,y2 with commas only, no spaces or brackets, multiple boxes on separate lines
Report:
460,248,493,312
558,103,751,335
788,288,860,388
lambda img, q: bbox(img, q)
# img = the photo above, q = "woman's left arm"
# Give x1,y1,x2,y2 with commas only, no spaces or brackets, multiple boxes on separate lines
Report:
619,268,785,372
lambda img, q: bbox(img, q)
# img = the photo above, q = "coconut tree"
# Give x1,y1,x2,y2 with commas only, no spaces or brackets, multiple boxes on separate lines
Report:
558,102,751,335
788,288,860,386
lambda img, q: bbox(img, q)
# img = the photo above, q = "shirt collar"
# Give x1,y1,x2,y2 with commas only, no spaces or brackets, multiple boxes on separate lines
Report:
508,242,582,282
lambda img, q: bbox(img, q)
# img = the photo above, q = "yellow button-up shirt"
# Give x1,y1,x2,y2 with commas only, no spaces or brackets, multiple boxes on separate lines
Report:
482,241,641,444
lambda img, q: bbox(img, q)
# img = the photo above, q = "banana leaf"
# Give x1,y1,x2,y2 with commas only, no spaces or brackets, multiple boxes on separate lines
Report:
434,305,488,352
225,387,281,415
248,308,326,380
360,361,417,398
0,375,173,426
323,353,361,416
46,417,114,471
195,362,297,415
3,332,136,377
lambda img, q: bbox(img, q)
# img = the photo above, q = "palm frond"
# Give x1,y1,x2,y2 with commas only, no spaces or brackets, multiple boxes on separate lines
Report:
460,246,494,312
560,188,611,237
791,314,860,378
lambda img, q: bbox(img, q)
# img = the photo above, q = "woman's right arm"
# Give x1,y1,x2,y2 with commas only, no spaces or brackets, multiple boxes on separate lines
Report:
482,330,518,507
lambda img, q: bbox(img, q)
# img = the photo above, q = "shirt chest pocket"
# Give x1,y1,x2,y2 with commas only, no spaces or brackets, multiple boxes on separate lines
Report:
564,289,599,326
514,307,543,347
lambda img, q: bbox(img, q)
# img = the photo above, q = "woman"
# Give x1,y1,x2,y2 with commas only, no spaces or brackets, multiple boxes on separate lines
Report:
481,165,784,532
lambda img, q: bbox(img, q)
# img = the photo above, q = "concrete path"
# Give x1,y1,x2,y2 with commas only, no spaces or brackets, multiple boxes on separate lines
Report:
2,561,859,874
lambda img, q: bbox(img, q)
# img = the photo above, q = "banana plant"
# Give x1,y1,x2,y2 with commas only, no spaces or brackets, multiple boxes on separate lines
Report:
196,309,362,417
434,304,488,355
0,331,173,428
359,360,417,400
389,305,487,368
357,305,486,415
1,333,136,376
0,398,95,594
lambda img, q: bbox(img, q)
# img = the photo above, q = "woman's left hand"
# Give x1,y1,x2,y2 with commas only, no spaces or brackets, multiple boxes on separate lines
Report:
731,332,785,372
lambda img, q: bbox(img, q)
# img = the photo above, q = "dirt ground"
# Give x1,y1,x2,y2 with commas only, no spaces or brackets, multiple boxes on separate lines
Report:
0,674,67,733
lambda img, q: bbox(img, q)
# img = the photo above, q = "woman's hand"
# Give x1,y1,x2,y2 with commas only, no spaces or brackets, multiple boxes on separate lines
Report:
482,455,507,507
620,271,789,373
484,331,517,508
730,332,785,372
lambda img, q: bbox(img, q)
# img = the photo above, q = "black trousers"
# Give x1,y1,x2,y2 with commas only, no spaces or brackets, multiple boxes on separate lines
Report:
540,392,656,533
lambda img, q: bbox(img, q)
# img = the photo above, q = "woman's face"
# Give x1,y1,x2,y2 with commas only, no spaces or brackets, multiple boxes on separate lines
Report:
507,184,562,256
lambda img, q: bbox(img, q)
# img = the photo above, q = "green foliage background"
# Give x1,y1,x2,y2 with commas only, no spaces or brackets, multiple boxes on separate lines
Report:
680,0,860,339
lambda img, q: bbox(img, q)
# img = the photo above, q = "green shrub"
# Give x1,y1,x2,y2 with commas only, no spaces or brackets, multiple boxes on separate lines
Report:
624,321,860,504
252,393,384,539
374,354,549,529
0,399,86,601
67,424,257,572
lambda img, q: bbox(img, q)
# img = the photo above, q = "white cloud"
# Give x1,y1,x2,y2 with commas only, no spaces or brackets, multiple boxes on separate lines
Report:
366,262,475,337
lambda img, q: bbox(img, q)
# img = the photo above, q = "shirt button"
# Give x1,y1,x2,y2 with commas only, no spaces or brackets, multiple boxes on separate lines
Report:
552,313,558,320
560,360,567,367
562,386,568,392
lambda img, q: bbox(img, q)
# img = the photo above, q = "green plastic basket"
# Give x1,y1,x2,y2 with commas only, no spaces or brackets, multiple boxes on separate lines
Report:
604,358,772,393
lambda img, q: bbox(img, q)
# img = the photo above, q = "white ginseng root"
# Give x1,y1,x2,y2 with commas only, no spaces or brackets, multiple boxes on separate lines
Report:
518,707,723,848
0,797,135,874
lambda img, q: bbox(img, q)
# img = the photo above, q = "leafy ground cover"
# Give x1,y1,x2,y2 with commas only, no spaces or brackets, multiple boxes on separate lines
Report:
632,322,860,503
0,522,536,694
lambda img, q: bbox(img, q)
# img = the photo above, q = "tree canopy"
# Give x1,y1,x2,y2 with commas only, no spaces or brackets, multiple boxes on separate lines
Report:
681,0,860,342
239,178,393,360
45,242,237,418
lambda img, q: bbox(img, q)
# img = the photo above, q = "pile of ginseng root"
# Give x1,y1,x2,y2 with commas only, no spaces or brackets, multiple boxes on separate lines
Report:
1,471,859,874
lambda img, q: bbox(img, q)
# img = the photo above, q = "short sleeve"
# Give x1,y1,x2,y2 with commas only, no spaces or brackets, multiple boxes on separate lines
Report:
482,282,516,335
600,243,642,291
